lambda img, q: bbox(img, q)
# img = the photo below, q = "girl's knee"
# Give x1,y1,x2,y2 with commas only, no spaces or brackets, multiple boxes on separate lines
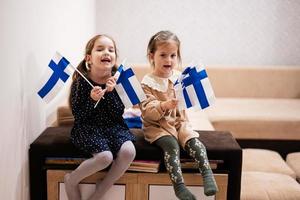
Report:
187,138,205,148
119,141,136,160
156,136,180,151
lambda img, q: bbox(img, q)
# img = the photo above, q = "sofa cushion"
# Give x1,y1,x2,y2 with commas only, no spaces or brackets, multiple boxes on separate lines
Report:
131,64,152,81
241,171,300,200
185,109,215,131
57,106,73,126
207,98,300,140
206,66,300,98
286,152,300,182
242,149,296,179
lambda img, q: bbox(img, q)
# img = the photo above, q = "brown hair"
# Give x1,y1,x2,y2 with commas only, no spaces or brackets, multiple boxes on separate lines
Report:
69,34,118,106
147,30,182,67
72,34,118,81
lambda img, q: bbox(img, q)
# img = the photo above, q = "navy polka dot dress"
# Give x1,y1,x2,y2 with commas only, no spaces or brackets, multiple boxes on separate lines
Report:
70,76,135,157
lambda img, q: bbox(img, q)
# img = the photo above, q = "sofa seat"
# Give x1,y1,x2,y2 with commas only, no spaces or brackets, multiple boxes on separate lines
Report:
287,152,300,182
241,171,300,200
242,149,296,179
206,98,300,140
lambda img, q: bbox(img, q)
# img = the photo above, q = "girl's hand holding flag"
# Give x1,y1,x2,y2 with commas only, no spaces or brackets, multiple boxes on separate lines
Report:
105,76,117,92
90,86,107,101
94,61,146,109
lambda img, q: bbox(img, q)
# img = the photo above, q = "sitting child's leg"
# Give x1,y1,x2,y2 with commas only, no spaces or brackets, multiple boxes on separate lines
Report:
88,141,136,200
185,138,218,196
155,136,196,200
64,151,113,200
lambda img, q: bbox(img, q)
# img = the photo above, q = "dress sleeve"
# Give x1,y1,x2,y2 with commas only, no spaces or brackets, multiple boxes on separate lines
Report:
70,79,96,123
140,84,166,122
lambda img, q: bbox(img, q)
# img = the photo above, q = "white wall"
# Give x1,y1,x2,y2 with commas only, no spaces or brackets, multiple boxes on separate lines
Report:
0,0,96,199
95,0,300,65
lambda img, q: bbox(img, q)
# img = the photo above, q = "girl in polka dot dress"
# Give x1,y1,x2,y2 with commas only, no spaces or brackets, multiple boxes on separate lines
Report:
64,35,136,200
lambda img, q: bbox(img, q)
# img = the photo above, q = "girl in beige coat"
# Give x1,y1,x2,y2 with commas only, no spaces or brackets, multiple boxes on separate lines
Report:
140,30,218,200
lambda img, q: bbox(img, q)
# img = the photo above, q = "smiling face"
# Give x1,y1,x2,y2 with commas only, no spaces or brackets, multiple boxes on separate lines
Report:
150,41,179,78
86,36,117,74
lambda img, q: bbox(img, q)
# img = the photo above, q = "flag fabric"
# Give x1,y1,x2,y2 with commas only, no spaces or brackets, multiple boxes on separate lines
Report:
174,65,215,110
114,64,146,108
37,52,73,103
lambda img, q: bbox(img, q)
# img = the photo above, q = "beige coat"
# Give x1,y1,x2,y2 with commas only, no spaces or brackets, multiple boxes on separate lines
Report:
140,73,199,148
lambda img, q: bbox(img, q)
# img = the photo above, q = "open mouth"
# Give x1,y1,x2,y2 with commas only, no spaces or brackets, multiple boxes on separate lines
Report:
163,65,172,69
101,58,111,63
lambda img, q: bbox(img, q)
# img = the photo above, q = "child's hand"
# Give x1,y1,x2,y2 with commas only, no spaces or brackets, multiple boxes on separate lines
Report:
90,86,107,101
106,76,117,92
161,98,178,111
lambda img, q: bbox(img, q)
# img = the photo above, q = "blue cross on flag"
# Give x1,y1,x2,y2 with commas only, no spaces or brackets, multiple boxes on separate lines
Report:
37,52,73,103
174,65,215,110
114,64,146,108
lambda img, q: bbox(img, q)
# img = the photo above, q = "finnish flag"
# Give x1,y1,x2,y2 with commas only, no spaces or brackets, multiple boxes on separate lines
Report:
175,65,215,110
37,52,73,103
114,64,146,108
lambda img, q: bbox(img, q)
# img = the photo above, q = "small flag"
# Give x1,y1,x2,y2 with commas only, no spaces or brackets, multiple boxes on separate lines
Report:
174,65,215,110
114,64,146,108
37,52,73,103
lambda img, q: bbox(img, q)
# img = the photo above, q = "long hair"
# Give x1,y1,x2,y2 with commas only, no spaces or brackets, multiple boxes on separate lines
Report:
69,34,118,107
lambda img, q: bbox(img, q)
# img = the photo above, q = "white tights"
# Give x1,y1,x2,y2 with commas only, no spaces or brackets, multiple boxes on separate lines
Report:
64,141,136,200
